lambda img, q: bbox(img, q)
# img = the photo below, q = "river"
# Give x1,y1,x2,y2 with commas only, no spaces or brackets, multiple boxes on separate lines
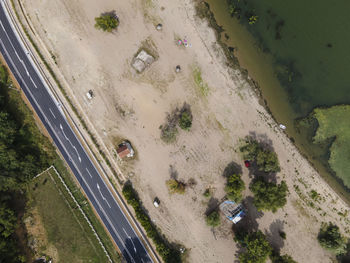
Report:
205,0,350,201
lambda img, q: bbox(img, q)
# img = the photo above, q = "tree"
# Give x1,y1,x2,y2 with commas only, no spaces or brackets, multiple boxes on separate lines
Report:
206,211,220,227
271,252,298,263
238,230,272,263
225,174,245,202
240,138,280,173
318,222,347,255
250,177,288,212
95,12,119,32
178,111,192,131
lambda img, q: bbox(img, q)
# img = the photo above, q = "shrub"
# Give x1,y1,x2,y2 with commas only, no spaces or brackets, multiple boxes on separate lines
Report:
318,222,347,255
206,211,221,227
166,179,186,194
224,174,245,202
179,111,192,131
238,230,272,263
240,138,280,173
122,184,182,262
279,231,286,240
250,177,288,212
95,12,119,32
161,124,178,143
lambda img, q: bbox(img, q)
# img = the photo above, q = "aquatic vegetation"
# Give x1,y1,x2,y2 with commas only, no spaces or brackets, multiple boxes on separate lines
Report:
312,105,350,188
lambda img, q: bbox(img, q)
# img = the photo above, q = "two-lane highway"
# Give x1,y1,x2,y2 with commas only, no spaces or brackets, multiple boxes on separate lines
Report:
0,2,153,262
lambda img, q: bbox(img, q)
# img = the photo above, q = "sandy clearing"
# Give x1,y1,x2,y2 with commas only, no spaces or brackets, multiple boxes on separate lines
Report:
16,0,350,262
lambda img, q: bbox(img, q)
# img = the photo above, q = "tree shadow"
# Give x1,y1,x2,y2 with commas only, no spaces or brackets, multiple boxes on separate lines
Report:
205,197,219,216
266,219,285,253
169,165,178,180
222,161,242,178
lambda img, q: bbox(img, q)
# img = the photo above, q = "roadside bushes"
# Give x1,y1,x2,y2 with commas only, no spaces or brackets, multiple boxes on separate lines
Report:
122,184,181,263
250,177,287,213
95,12,119,32
240,138,280,173
178,111,192,131
225,174,245,202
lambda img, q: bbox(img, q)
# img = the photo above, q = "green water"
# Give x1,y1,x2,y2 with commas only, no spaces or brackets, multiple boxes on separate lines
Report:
205,0,350,199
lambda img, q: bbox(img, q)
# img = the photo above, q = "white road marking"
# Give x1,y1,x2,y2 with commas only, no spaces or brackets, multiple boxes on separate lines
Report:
60,124,82,162
86,168,92,178
97,184,111,208
123,228,137,253
49,108,56,118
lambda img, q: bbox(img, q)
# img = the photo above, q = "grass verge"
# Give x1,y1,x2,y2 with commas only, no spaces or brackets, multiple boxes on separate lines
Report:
28,169,114,262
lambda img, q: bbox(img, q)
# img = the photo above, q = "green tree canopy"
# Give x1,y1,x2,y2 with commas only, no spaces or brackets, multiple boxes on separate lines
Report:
271,253,298,263
238,230,272,263
318,222,347,255
206,211,221,227
224,174,245,202
178,111,192,131
95,12,119,32
250,177,288,212
240,138,280,173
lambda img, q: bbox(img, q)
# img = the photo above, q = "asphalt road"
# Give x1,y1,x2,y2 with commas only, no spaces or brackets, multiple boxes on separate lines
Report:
0,3,153,263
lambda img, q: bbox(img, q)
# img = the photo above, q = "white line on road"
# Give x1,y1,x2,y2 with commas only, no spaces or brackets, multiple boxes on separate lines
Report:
123,228,137,253
86,168,93,178
60,123,82,162
49,108,56,118
97,183,111,208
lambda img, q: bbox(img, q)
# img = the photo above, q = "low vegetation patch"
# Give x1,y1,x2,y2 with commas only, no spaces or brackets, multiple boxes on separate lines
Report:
224,173,245,202
206,211,221,227
240,137,280,173
311,105,350,188
95,11,119,32
28,170,111,262
250,177,288,212
318,222,347,255
193,67,209,96
166,179,186,194
122,184,182,263
161,104,193,143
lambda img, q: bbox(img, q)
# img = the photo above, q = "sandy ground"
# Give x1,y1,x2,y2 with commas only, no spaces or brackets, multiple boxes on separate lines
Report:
16,0,350,262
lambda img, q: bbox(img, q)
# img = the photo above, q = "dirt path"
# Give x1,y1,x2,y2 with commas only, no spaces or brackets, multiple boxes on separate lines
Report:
18,0,350,262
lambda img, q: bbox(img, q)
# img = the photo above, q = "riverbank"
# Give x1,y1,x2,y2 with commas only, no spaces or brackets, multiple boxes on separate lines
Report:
198,0,350,205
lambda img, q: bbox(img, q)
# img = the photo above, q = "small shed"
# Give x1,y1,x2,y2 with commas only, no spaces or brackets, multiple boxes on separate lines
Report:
219,200,245,224
117,141,134,159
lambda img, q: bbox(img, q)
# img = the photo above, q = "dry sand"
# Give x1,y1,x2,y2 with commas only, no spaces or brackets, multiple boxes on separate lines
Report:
16,0,350,262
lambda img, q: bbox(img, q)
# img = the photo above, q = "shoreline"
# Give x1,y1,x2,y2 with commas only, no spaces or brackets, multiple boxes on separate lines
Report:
195,1,350,205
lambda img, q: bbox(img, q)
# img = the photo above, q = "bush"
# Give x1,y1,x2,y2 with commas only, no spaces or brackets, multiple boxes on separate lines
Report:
250,177,288,212
161,124,178,143
318,222,347,255
203,188,211,198
122,184,182,263
166,179,186,194
224,174,245,202
94,12,119,32
240,138,280,173
206,211,220,227
179,111,192,131
238,230,272,263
